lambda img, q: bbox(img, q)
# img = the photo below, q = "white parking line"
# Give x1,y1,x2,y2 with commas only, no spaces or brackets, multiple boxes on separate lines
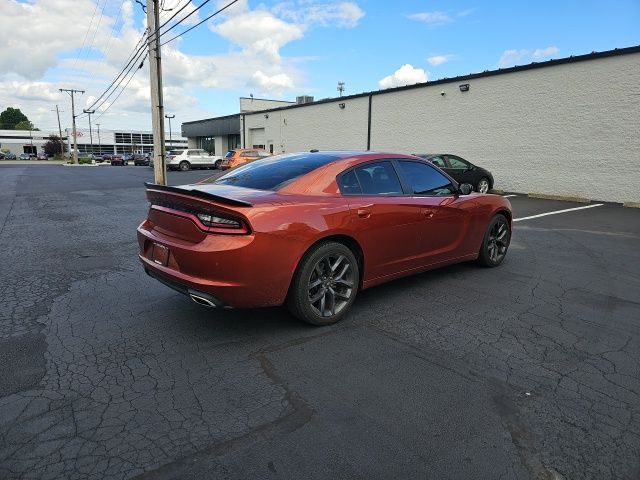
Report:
503,194,518,198
514,204,604,222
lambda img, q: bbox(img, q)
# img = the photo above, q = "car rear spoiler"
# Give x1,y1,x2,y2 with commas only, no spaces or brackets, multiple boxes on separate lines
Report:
144,182,253,207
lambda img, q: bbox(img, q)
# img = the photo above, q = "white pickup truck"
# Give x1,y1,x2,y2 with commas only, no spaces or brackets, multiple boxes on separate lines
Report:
166,149,223,171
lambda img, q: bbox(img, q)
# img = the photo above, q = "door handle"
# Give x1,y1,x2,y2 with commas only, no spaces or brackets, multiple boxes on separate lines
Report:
357,209,371,218
422,209,435,218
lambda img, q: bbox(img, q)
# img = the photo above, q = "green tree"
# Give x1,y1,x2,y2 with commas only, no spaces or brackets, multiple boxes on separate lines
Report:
0,107,29,129
15,120,37,131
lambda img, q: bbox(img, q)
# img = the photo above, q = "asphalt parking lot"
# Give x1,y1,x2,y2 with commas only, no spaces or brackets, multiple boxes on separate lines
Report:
1,164,639,480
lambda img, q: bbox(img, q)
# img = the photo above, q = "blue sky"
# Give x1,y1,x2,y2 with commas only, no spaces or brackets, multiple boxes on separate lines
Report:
1,0,639,131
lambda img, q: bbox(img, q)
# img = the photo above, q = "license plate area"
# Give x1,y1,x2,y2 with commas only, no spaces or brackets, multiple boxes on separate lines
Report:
152,243,169,266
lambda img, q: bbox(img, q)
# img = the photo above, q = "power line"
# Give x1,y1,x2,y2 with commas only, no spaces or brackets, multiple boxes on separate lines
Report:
92,51,148,121
159,0,214,38
84,30,149,112
70,0,101,72
161,0,239,46
83,0,239,120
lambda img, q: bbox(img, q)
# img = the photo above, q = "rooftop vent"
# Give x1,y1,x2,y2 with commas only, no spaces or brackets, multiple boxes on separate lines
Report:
296,95,314,104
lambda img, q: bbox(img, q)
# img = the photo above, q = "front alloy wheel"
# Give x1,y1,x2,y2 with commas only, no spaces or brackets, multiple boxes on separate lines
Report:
288,242,359,326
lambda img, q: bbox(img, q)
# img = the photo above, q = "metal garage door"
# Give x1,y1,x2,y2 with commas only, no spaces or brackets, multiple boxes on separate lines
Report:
249,128,265,149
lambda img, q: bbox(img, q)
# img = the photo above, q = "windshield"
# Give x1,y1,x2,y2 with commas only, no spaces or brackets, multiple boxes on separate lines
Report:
224,150,235,158
203,152,343,191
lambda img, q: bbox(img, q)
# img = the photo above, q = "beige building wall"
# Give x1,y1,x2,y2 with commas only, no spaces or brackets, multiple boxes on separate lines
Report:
242,51,640,203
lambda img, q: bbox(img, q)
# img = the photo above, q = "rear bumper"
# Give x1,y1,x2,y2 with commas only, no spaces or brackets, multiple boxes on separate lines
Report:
137,221,296,308
143,265,229,307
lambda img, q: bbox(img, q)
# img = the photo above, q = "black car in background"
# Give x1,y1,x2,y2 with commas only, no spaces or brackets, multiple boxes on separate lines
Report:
133,154,149,166
414,153,494,193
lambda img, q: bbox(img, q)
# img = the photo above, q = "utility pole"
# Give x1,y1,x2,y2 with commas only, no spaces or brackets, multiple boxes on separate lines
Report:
83,109,95,160
59,88,84,163
96,123,101,155
146,0,167,185
52,105,64,156
337,81,345,97
165,114,175,150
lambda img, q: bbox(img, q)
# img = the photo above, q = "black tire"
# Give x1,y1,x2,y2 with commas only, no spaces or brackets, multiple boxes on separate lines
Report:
179,160,190,171
476,177,490,194
477,214,510,267
214,159,221,169
287,242,359,326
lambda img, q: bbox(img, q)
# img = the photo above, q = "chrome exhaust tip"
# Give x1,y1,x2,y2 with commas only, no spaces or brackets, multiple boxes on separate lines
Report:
189,293,217,308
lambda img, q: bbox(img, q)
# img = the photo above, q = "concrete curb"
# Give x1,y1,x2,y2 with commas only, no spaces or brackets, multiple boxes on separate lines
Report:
61,163,99,167
528,193,591,203
0,160,67,165
623,202,640,209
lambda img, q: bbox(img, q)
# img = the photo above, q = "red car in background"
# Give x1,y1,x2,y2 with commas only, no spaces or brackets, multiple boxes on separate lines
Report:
138,151,512,325
110,154,127,166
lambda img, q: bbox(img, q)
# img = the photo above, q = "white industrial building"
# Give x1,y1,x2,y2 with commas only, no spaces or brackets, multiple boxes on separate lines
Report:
183,45,640,204
0,128,186,156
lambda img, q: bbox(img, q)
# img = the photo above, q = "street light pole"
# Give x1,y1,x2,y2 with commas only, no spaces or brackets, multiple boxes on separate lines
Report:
83,109,95,159
165,114,175,150
96,123,101,155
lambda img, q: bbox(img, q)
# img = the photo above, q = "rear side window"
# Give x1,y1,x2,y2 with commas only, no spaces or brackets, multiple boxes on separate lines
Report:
210,152,343,191
430,156,446,168
354,161,403,195
397,161,455,196
338,170,361,195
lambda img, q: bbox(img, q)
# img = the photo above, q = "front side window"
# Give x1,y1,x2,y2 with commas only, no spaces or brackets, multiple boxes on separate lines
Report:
397,161,455,196
354,161,403,195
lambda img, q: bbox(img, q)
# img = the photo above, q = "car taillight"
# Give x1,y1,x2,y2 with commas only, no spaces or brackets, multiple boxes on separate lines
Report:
196,212,249,234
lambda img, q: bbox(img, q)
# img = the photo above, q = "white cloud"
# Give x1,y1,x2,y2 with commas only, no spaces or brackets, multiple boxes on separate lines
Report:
274,1,365,27
378,64,428,90
0,81,61,102
0,0,365,129
213,10,304,62
0,0,99,79
407,11,451,24
533,46,560,58
249,71,295,94
499,46,560,67
427,54,452,66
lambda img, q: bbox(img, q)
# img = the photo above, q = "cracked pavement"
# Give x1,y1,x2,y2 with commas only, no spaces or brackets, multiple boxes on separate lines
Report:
1,165,639,479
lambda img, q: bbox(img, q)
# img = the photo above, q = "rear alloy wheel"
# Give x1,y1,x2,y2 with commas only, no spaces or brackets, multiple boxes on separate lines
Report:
179,160,190,171
476,177,490,194
214,159,221,169
287,242,359,326
478,214,510,267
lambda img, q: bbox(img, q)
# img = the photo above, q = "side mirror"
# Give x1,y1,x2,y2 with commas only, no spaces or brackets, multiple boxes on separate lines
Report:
459,183,473,195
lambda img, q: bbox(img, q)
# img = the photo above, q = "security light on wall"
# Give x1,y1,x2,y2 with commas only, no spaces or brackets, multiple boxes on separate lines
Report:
338,103,346,109
459,84,470,92
264,114,269,119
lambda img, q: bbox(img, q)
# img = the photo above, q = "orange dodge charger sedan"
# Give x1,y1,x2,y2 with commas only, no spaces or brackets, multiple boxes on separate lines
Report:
138,151,512,325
